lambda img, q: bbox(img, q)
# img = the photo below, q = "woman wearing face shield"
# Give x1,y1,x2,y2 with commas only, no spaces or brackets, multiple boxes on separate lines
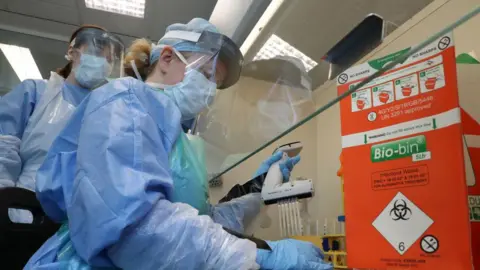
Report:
25,19,331,270
0,25,124,223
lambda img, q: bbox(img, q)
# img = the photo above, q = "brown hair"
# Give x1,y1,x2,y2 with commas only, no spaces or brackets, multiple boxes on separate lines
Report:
56,24,107,79
123,39,156,81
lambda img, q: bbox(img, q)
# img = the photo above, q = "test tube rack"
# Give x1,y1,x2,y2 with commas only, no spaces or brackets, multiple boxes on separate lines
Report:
321,153,348,269
322,233,348,269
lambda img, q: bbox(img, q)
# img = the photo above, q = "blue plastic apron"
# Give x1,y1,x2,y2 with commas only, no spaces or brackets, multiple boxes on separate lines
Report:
55,131,209,268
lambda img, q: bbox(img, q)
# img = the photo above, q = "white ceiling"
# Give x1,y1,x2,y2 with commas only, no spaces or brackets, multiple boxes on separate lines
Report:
0,0,434,95
274,0,433,62
0,0,220,94
0,28,66,80
243,0,433,88
0,0,218,44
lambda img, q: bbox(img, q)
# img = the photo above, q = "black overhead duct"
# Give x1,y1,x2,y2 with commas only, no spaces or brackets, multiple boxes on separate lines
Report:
323,14,386,80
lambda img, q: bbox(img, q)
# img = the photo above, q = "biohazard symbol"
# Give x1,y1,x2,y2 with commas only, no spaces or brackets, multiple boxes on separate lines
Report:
389,199,412,221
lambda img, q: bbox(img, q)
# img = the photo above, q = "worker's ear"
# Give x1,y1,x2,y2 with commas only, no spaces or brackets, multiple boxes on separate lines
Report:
65,46,78,63
159,47,174,64
66,46,73,60
156,47,175,74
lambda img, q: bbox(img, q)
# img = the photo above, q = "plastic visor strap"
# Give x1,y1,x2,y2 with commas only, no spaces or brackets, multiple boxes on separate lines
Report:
130,60,143,81
150,44,189,65
155,29,218,65
173,49,189,65
152,29,202,65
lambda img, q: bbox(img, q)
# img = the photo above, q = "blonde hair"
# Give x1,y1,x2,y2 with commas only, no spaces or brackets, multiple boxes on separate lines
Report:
124,39,156,81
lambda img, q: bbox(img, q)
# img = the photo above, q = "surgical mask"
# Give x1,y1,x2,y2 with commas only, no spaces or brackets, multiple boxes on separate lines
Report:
74,54,111,89
163,69,217,121
146,82,199,133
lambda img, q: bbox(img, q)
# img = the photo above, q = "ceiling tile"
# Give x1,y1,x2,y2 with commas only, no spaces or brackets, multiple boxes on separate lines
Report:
6,0,80,25
36,0,77,8
273,0,433,63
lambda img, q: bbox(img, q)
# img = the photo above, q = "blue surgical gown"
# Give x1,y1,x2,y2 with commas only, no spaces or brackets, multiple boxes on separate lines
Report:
26,77,259,270
0,79,90,188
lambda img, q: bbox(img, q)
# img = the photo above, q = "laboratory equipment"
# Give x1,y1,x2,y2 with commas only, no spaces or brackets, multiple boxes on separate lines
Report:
261,142,314,237
317,154,349,269
322,238,330,252
332,240,340,251
261,142,313,204
321,219,347,269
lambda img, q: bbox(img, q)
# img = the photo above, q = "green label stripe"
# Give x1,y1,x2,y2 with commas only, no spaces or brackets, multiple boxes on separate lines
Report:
371,135,427,162
368,48,411,70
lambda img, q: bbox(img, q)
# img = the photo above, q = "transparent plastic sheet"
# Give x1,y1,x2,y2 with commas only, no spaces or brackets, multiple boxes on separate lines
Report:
200,6,480,181
146,29,245,124
154,29,244,89
194,57,315,178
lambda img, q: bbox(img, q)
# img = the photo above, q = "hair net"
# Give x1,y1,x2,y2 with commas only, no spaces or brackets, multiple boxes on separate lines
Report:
150,18,219,64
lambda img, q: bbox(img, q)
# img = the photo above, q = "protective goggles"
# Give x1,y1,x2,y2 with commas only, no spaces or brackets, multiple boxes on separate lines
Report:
69,28,125,79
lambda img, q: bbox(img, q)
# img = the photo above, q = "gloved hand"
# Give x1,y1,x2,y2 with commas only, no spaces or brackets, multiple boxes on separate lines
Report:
256,239,332,270
253,151,301,182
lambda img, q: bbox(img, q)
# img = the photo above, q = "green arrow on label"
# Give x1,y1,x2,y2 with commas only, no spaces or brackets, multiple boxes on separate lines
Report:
368,48,411,70
433,118,437,129
456,53,480,64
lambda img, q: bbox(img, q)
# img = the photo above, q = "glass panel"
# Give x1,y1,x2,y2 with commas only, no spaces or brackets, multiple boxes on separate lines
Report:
200,3,480,181
196,57,315,178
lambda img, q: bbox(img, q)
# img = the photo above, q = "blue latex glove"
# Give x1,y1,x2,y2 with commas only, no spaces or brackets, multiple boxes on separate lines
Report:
254,151,301,182
256,239,332,270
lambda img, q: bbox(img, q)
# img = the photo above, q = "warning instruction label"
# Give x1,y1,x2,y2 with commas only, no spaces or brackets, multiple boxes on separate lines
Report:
372,165,429,190
380,258,427,268
469,196,480,222
339,33,473,269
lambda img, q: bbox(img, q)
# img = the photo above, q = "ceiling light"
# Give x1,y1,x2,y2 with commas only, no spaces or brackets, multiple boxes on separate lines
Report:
253,34,318,71
0,43,42,81
85,0,145,18
240,0,285,55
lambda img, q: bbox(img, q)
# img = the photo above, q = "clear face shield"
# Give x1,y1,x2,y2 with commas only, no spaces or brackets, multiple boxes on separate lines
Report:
159,30,243,86
192,57,314,179
70,28,125,85
169,49,220,109
155,30,243,121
